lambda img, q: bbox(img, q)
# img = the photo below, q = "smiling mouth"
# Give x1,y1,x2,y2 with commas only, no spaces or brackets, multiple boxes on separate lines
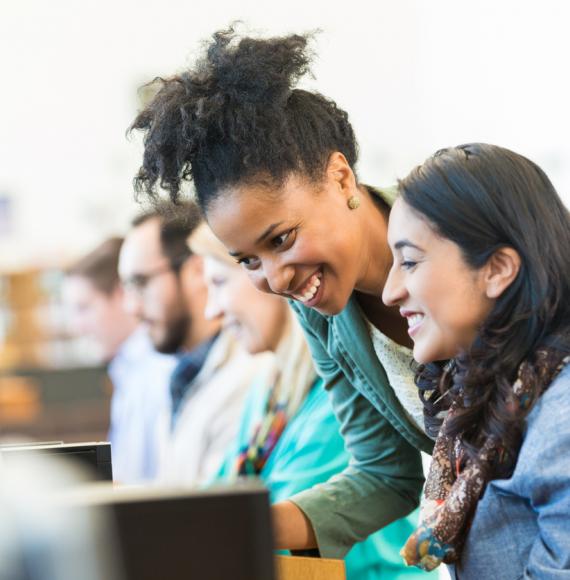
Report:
292,271,322,304
406,313,424,337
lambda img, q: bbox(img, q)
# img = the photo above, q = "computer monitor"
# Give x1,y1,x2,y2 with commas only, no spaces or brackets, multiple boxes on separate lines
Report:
68,483,276,580
0,441,113,481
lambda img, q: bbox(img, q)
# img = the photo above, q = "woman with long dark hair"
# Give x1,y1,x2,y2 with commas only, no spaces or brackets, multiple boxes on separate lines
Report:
383,143,570,577
129,28,434,560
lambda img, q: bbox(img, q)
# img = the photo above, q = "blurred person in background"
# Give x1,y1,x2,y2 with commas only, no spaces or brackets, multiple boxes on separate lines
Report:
63,238,176,484
190,223,434,580
119,202,258,484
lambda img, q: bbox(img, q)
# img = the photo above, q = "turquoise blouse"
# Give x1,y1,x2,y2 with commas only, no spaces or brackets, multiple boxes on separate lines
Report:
216,375,434,580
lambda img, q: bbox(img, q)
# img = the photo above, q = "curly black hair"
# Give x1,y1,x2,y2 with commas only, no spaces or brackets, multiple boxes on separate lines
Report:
129,27,359,211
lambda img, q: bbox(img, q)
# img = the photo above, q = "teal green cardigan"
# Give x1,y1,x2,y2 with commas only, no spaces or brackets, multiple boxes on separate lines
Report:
216,376,434,579
287,186,434,560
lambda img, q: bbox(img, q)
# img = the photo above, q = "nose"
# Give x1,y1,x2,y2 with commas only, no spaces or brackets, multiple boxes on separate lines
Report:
204,288,224,320
69,314,87,336
261,259,295,295
382,264,407,307
122,287,144,319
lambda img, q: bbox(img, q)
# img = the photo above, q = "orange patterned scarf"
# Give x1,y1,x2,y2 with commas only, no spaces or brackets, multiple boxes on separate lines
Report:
402,348,570,571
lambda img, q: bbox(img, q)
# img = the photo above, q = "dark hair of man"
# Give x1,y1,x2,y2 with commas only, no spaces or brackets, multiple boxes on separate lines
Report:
66,237,124,295
400,143,570,474
129,27,359,211
131,199,203,269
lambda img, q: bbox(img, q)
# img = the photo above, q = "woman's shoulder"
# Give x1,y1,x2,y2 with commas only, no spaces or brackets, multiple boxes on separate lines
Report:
514,363,570,477
527,363,570,428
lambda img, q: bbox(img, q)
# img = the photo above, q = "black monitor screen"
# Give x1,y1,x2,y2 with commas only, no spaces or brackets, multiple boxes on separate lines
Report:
0,441,113,482
79,484,276,580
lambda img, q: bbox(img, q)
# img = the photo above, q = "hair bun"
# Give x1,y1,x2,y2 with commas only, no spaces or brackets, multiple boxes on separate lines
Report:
204,28,314,105
130,26,358,207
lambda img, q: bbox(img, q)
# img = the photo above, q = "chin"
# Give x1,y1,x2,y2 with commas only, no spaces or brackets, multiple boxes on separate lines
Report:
244,337,266,355
153,333,183,355
314,295,347,316
316,304,342,316
412,345,433,365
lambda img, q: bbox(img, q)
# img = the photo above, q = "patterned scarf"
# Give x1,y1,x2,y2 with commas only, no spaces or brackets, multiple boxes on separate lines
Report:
234,313,316,477
234,368,288,476
402,346,570,571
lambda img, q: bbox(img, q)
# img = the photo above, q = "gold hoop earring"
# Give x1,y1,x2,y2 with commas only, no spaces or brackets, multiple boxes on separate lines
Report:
347,195,360,210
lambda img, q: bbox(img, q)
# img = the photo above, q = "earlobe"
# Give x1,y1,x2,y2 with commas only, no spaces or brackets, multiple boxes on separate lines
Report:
485,247,521,299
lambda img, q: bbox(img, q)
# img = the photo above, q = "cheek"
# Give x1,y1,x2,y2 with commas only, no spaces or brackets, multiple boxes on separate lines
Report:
289,233,343,269
426,278,490,346
247,269,271,293
228,275,256,313
96,310,112,331
87,306,106,329
455,293,492,336
223,292,242,318
261,302,287,344
158,280,181,315
73,314,89,333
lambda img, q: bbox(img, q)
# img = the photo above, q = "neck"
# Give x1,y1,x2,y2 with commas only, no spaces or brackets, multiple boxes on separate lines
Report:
183,315,220,352
356,292,413,348
354,185,393,295
353,186,412,348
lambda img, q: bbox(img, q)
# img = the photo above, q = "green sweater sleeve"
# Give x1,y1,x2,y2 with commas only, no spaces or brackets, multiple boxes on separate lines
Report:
288,302,424,559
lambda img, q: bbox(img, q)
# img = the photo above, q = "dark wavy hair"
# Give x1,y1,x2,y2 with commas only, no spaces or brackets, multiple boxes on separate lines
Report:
400,143,570,474
131,199,202,269
129,27,359,211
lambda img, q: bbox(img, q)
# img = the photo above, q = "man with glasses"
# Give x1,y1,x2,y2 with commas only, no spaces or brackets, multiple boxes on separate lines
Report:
119,201,258,484
63,237,176,484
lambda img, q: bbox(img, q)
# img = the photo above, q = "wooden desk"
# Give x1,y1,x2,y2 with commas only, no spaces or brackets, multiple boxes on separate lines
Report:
276,555,346,580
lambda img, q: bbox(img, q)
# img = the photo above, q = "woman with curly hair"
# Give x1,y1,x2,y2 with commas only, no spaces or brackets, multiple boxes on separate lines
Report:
129,28,434,561
383,143,570,577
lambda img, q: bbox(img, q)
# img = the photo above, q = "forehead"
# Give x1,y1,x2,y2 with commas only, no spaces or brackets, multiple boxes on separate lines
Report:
205,177,320,251
63,275,102,302
120,218,164,274
387,198,435,249
203,256,237,280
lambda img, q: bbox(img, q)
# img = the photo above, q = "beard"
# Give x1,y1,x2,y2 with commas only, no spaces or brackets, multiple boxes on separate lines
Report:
152,312,190,354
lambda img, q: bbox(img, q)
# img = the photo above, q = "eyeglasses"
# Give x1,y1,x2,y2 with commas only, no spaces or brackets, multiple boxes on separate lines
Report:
122,255,189,295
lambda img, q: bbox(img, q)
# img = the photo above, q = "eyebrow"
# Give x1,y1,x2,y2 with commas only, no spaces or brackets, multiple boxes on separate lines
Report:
228,221,285,257
394,239,425,252
255,221,285,244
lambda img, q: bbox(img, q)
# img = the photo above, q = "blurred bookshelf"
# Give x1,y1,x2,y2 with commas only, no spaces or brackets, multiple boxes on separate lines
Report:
0,267,111,443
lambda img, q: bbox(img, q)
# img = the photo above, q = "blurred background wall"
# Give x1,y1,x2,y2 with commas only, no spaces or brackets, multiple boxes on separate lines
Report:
1,0,569,270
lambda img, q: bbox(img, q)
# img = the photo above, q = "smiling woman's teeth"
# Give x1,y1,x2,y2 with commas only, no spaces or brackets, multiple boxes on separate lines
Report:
296,273,322,303
408,314,424,327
